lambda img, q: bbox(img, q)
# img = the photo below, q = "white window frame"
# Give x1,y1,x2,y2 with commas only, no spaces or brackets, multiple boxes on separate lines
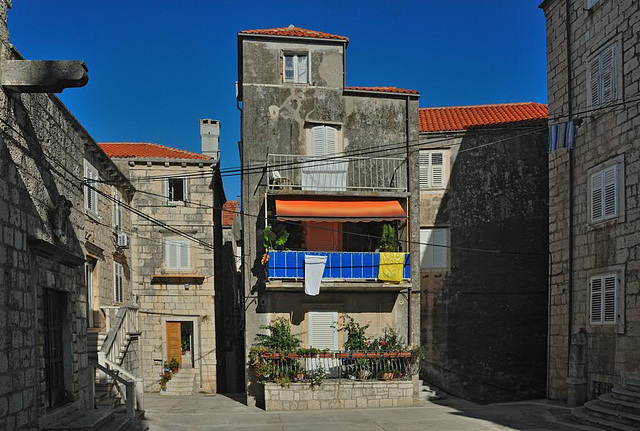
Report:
283,53,309,84
84,161,99,215
166,178,188,204
590,273,619,325
587,42,618,108
165,239,191,270
419,150,448,190
419,227,449,269
114,189,123,230
590,164,620,223
114,261,124,304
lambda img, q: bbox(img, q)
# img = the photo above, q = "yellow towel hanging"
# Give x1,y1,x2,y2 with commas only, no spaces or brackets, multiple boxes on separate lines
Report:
378,252,405,283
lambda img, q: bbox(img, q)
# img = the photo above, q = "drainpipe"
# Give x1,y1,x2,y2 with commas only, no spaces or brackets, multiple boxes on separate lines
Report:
405,94,412,346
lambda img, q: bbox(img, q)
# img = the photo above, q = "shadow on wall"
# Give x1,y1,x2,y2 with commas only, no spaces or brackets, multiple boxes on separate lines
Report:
421,123,550,404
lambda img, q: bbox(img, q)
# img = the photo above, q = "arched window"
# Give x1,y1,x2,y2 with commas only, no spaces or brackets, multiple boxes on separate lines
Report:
310,125,338,156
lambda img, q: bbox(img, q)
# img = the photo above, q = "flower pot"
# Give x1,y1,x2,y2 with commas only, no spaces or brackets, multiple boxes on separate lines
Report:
293,373,305,382
382,372,394,381
357,370,371,380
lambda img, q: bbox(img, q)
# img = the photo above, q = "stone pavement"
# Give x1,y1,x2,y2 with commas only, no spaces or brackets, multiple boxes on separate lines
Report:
142,393,604,431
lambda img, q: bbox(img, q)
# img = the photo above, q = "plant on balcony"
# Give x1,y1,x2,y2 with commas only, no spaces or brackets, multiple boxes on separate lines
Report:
262,225,289,251
369,326,406,352
308,365,326,390
254,317,301,351
379,223,400,252
381,369,395,381
337,313,370,351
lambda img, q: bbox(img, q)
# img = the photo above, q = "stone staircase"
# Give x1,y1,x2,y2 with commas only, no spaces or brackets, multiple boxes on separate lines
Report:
418,379,447,403
88,331,107,363
161,368,198,396
41,405,146,431
572,376,640,430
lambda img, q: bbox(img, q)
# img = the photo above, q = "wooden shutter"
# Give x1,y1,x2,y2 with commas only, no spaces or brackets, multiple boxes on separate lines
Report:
590,276,603,323
431,152,444,188
603,275,617,323
114,189,122,229
431,228,448,268
307,311,337,350
166,240,178,269
419,151,430,189
297,55,308,83
114,263,123,303
178,241,190,269
311,126,325,156
589,55,601,107
600,45,615,103
325,126,337,155
591,171,603,221
603,165,618,217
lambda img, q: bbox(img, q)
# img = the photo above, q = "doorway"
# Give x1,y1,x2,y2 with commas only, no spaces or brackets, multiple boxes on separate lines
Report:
166,321,195,370
44,289,69,408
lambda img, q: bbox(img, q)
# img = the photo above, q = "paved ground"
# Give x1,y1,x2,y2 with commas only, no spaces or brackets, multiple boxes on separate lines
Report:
142,394,603,431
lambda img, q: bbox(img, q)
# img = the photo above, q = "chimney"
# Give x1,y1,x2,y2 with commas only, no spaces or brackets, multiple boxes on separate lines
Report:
200,119,220,161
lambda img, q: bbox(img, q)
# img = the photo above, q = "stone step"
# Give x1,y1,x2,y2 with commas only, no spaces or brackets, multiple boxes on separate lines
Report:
626,380,640,393
42,408,113,430
584,400,640,427
160,390,194,396
113,406,146,421
97,415,131,431
613,387,640,404
599,393,640,416
572,407,638,431
96,396,122,409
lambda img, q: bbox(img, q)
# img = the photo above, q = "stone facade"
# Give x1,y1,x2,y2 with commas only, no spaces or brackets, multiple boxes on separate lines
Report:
541,0,640,403
418,126,549,403
238,28,421,405
261,380,416,411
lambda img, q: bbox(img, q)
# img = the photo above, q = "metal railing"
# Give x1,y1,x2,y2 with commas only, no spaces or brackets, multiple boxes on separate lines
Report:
268,251,411,281
252,350,417,383
268,154,407,192
93,363,137,418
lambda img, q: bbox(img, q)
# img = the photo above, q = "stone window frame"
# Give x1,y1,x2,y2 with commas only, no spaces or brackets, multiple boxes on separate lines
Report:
585,264,626,335
281,50,310,85
587,153,625,228
586,37,623,110
164,237,192,271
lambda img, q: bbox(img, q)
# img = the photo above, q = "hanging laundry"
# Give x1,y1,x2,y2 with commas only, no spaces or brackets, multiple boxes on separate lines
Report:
378,252,406,283
548,121,575,152
304,254,327,296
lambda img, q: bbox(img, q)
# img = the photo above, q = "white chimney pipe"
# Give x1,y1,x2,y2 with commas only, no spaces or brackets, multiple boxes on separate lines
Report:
200,119,220,161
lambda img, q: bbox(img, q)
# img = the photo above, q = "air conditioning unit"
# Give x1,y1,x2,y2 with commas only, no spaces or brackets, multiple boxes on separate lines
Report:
116,233,129,248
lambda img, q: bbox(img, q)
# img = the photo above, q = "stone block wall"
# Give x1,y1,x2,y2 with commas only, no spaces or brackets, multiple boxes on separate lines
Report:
261,380,416,411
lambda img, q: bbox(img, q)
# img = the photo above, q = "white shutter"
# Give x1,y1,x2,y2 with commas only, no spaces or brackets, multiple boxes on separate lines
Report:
297,55,308,83
600,45,615,103
591,171,603,221
589,55,601,107
114,189,122,229
431,152,444,188
311,126,326,156
166,240,178,269
419,151,430,189
178,241,190,269
307,311,337,350
419,228,430,268
325,127,337,155
603,165,618,217
603,275,617,323
284,55,294,82
114,263,123,303
431,228,448,268
590,276,603,323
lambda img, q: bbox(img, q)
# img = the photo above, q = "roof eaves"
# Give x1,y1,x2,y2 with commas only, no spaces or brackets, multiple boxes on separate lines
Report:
343,88,420,98
237,31,349,44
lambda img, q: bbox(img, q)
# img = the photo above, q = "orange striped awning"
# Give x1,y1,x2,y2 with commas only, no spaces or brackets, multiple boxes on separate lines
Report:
275,199,406,222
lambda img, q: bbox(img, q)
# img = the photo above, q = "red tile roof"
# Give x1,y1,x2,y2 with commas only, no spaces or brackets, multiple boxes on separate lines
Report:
345,86,420,95
99,142,213,161
222,200,238,227
239,25,348,41
418,102,548,132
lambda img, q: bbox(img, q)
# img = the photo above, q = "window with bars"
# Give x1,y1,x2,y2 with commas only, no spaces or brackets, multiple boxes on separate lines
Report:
84,162,99,214
588,43,617,107
419,228,449,269
165,239,191,270
283,53,308,84
419,150,447,190
590,274,619,324
590,164,619,223
114,189,123,230
114,262,124,303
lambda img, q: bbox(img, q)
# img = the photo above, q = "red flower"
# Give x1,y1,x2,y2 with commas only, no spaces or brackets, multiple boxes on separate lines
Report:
381,341,387,346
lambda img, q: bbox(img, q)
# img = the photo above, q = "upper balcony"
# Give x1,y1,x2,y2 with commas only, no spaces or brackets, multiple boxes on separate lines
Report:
267,154,408,195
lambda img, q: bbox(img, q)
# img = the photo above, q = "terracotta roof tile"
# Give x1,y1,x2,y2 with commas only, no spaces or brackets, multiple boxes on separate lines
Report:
345,86,420,95
99,142,213,161
222,200,238,227
239,25,348,41
418,102,548,132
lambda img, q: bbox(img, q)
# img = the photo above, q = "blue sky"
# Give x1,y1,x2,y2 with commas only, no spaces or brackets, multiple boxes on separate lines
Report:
9,0,547,199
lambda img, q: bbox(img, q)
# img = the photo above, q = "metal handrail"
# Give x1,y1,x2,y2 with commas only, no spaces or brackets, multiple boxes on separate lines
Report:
93,363,136,417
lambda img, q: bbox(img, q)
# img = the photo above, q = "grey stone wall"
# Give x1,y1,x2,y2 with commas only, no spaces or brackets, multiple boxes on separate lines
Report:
261,380,416,411
419,127,549,403
542,0,640,401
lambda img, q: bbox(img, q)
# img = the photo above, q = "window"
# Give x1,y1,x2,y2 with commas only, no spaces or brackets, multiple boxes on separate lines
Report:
419,150,447,190
283,53,308,84
114,262,123,303
165,239,191,270
585,0,599,10
420,228,449,269
167,178,187,203
85,259,96,327
590,164,619,222
310,125,338,156
114,189,123,230
590,274,619,324
307,311,338,350
588,43,617,107
303,125,346,191
84,162,99,214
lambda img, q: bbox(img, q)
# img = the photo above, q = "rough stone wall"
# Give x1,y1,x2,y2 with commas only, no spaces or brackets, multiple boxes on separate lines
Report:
543,0,640,401
419,127,549,403
240,36,421,404
0,2,94,427
117,162,217,393
261,380,416,411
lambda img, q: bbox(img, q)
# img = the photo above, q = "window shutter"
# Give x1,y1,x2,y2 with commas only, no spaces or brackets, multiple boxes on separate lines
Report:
591,171,603,221
307,311,337,350
431,152,444,188
589,56,601,107
284,55,294,82
419,151,430,189
166,240,178,268
590,276,603,323
184,178,190,203
311,126,326,156
114,263,123,303
325,127,337,155
603,275,617,323
297,55,308,84
114,190,122,229
419,229,430,268
603,165,618,217
179,242,190,269
431,229,448,268
600,45,615,103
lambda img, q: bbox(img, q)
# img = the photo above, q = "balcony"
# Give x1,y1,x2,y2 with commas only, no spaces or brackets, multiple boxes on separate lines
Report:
266,251,410,291
267,154,407,193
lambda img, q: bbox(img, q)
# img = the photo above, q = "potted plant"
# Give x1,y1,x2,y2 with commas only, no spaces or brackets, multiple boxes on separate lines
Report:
379,224,400,252
381,370,395,381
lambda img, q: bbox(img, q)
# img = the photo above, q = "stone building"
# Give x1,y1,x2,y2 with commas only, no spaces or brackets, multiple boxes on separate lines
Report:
237,25,421,404
100,124,224,394
417,103,549,403
540,0,640,416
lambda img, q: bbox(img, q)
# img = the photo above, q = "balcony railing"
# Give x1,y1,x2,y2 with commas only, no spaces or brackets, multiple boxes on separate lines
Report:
267,154,407,192
267,251,410,281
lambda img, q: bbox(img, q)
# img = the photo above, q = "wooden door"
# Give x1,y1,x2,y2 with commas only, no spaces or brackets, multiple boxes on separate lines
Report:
305,222,343,251
44,289,67,408
166,322,182,367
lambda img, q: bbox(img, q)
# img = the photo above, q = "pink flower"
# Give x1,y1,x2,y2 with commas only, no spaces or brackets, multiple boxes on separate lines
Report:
381,341,387,346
